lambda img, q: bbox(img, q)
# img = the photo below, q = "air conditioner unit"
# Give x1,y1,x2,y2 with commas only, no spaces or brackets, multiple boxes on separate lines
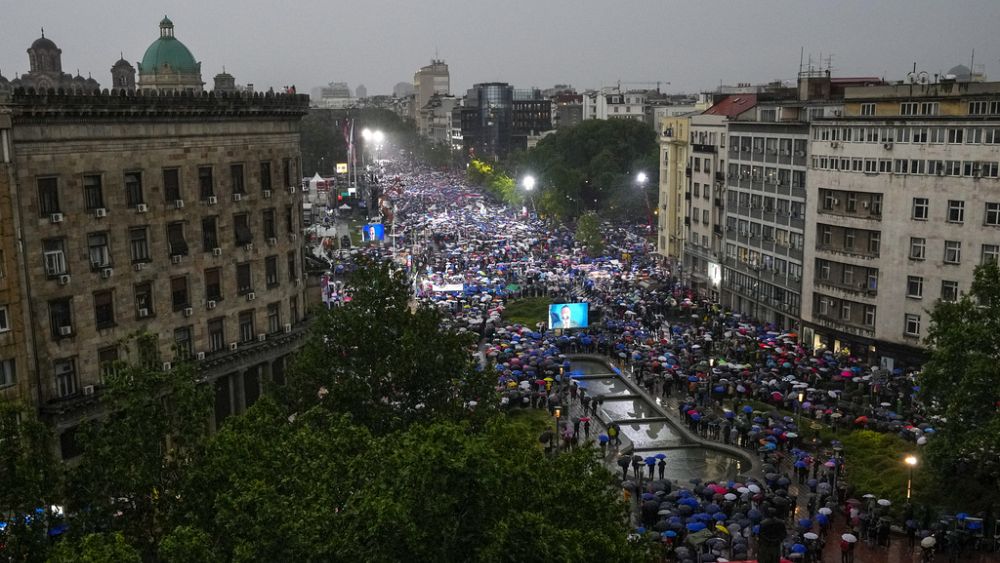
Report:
171,254,182,264
244,243,254,252
183,307,193,317
138,308,150,318
229,342,239,351
212,247,222,257
795,151,805,157
862,201,869,209
58,274,71,285
883,142,893,150
82,385,95,396
268,237,277,246
263,190,272,199
833,110,842,117
290,234,297,242
832,198,840,206
830,141,839,148
49,212,64,223
58,325,73,336
95,208,107,218
288,186,296,194
257,333,267,342
284,323,292,334
196,352,206,360
175,199,185,209
137,203,149,213
233,193,242,202
208,196,218,205
134,262,144,272
246,292,256,302
207,300,217,309
293,278,301,286
162,362,172,371
101,268,113,279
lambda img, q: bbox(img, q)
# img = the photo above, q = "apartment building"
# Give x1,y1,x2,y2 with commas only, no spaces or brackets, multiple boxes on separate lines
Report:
583,87,647,121
657,116,691,260
801,79,1000,367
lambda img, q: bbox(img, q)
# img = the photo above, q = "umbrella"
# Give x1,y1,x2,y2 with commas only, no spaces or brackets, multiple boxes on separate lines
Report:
921,536,937,548
655,453,667,460
818,507,833,515
842,533,858,543
804,532,819,540
877,499,891,507
792,543,807,554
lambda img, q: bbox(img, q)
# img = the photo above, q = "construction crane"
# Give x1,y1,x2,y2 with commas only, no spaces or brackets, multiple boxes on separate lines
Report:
617,81,671,94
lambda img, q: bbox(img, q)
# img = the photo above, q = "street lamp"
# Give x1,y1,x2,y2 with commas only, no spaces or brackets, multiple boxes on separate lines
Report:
553,406,562,453
635,172,652,229
522,175,537,216
797,391,805,437
904,455,918,499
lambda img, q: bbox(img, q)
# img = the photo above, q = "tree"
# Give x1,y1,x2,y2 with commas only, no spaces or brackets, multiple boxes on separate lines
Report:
0,400,61,561
286,258,496,434
47,532,141,563
64,334,212,557
919,260,1000,509
576,211,606,256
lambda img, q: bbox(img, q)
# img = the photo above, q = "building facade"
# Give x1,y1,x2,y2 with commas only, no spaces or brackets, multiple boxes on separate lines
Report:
657,116,690,260
801,80,1000,367
413,59,450,137
683,114,728,300
462,83,514,161
583,87,647,121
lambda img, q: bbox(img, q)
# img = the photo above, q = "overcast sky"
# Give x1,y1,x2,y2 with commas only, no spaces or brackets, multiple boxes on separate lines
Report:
3,0,998,96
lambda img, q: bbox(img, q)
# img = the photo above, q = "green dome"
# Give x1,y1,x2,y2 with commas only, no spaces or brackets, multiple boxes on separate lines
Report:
140,17,198,74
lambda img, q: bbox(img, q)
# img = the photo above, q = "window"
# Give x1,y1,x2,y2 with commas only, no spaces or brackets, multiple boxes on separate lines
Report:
947,128,964,144
43,239,67,276
819,261,830,280
703,209,709,224
983,244,1000,265
985,202,1000,226
87,232,111,269
818,298,829,316
92,290,114,328
845,193,857,213
904,314,921,336
49,298,73,338
285,205,295,234
98,346,119,380
1,358,16,389
822,191,835,210
129,227,150,263
289,295,299,323
199,167,215,200
864,305,876,327
842,266,855,286
906,276,923,299
868,232,880,256
205,267,223,301
174,326,193,360
870,194,883,216
860,103,876,116
38,177,60,216
265,256,278,287
137,336,159,370
239,310,255,342
0,305,9,332
910,237,926,260
287,251,296,282
947,200,965,223
944,240,961,264
54,358,78,397
163,168,181,202
282,158,292,188
202,216,219,251
844,229,856,249
0,249,4,280
267,302,281,333
171,276,189,311
263,209,276,239
900,102,918,116
919,102,939,116
820,226,832,246
124,172,144,207
134,282,154,316
208,318,225,352
969,101,990,115
231,164,246,195
83,175,104,210
236,262,253,294
260,161,272,191
167,222,189,256
840,303,851,321
912,198,929,220
234,213,252,246
941,281,959,302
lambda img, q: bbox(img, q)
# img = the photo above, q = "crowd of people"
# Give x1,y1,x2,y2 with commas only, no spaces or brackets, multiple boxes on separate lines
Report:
322,167,990,562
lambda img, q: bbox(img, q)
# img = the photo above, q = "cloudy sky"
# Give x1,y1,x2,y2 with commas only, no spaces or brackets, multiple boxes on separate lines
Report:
3,0,998,96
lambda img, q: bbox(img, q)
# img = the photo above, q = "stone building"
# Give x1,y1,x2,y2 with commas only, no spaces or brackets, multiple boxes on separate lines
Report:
137,17,204,94
5,32,100,93
110,56,136,91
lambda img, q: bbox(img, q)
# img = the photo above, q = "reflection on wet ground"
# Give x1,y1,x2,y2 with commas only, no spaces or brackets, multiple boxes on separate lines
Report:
624,448,746,483
599,398,660,421
578,377,634,398
569,359,619,376
618,421,684,448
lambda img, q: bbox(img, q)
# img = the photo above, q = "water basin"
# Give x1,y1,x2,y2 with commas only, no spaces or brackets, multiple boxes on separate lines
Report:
579,377,634,398
599,398,660,421
618,421,684,449
619,448,746,483
569,359,619,376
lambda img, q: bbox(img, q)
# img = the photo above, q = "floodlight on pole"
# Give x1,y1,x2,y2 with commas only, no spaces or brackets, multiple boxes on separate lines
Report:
636,171,648,185
361,128,372,141
904,455,918,499
523,175,536,191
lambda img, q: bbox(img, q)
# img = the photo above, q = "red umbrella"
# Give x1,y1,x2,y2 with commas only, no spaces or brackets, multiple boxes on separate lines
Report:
854,415,868,424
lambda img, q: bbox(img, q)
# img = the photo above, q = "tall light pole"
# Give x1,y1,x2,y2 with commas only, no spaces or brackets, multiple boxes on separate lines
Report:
522,174,536,216
904,455,918,499
636,171,652,229
553,406,562,454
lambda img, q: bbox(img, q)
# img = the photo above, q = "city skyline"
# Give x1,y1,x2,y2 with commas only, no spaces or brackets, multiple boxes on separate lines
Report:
1,0,998,96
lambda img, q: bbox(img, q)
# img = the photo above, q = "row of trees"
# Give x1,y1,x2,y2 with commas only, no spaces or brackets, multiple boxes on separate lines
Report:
1,260,642,561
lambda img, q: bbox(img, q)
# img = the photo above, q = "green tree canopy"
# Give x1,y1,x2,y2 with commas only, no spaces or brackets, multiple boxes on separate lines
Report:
576,211,606,256
919,260,1000,509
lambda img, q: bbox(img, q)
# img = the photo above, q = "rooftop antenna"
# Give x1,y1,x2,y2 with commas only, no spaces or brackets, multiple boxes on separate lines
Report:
799,46,804,74
41,27,44,38
970,49,975,78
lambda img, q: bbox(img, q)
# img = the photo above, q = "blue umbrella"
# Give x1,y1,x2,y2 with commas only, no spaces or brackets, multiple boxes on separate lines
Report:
713,512,728,521
655,453,667,460
663,530,677,538
748,509,762,521
598,434,609,443
645,457,657,466
642,492,656,500
798,518,812,529
742,405,754,413
794,460,807,468
792,543,807,554
686,522,707,532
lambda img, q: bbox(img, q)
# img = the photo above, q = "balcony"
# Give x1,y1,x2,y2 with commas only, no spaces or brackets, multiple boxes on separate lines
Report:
692,143,717,154
715,172,725,184
685,167,692,177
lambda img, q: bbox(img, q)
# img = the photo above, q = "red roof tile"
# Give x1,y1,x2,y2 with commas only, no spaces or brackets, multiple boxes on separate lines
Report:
703,94,758,117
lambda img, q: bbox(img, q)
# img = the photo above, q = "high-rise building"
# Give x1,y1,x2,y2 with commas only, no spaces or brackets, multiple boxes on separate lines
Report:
801,78,1000,367
414,60,450,138
461,83,553,160
0,26,310,459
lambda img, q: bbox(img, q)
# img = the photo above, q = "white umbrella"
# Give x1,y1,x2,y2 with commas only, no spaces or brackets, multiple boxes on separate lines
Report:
748,484,761,494
818,507,833,515
862,493,876,499
724,493,737,501
877,499,891,507
842,533,858,543
804,532,819,540
921,536,936,548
